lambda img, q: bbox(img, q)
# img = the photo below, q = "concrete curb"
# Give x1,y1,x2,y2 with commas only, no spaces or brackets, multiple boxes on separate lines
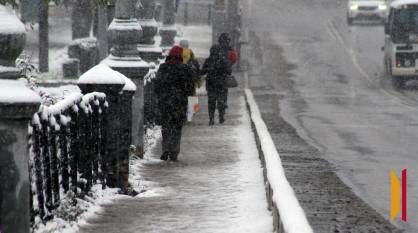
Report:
244,88,313,233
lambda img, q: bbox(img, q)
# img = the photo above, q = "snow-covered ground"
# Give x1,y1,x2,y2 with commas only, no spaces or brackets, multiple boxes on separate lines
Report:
75,91,273,233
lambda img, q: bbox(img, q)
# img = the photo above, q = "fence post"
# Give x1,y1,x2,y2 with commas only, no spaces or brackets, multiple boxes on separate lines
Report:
0,80,41,233
208,4,212,25
102,0,150,158
184,2,189,26
212,0,227,44
0,6,40,232
137,0,163,63
78,64,125,189
159,0,177,48
118,73,136,193
155,3,163,22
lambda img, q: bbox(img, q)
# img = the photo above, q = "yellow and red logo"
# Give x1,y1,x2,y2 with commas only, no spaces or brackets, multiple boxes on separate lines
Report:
390,169,407,221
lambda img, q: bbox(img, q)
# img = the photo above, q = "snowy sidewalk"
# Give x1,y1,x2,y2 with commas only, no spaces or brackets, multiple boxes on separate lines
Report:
77,89,273,233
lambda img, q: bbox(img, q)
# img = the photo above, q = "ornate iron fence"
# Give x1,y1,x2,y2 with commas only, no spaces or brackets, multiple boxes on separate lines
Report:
28,92,108,221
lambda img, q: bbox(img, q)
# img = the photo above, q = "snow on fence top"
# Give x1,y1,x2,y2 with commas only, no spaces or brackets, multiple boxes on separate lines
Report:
245,89,313,233
0,5,25,34
78,64,125,85
33,92,107,130
0,79,42,103
144,62,161,85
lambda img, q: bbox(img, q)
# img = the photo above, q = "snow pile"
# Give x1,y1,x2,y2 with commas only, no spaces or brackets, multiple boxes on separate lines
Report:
32,92,107,128
78,64,125,85
114,71,136,92
144,61,161,85
69,38,97,50
33,185,120,233
231,98,274,232
129,125,161,193
244,89,313,233
138,18,159,27
37,85,81,100
108,18,142,31
101,54,149,69
46,92,82,116
0,79,41,103
0,5,25,34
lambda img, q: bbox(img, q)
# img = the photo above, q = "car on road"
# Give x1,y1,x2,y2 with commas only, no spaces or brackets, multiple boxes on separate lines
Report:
347,0,389,24
383,0,418,87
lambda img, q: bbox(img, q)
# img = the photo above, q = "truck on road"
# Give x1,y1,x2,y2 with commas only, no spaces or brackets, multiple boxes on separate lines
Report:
384,0,418,87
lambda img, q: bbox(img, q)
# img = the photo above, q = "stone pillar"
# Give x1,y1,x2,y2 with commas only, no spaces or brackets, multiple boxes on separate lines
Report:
212,0,227,44
137,0,163,62
0,6,41,233
155,3,163,22
227,0,240,48
0,81,41,233
159,0,177,49
71,0,93,39
101,0,150,158
77,64,125,189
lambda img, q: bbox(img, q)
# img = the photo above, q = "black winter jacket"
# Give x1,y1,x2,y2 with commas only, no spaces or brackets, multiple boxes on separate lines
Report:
201,54,232,92
154,63,194,126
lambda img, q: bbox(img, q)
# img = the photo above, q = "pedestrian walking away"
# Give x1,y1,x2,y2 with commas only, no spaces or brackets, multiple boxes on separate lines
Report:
202,45,232,125
154,45,195,161
216,33,238,111
180,39,202,122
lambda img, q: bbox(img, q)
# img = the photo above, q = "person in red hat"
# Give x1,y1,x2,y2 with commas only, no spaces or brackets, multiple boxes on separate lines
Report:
154,46,195,161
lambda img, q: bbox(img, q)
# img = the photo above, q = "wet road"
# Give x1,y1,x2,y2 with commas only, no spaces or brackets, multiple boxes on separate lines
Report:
244,0,418,231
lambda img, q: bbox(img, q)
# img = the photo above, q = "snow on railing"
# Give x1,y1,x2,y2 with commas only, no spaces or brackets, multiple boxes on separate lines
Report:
28,91,108,221
144,61,161,85
144,61,162,126
245,89,313,233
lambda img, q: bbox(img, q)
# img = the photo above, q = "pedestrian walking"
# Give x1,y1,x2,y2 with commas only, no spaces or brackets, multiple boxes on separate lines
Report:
154,45,195,161
180,39,202,122
216,33,238,111
218,33,238,66
202,45,232,125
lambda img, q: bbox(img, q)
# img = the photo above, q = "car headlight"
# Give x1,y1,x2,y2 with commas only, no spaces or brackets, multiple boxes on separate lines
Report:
350,4,359,10
378,4,387,10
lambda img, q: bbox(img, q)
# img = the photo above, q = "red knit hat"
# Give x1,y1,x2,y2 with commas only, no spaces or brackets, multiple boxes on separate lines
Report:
166,45,183,64
169,46,183,58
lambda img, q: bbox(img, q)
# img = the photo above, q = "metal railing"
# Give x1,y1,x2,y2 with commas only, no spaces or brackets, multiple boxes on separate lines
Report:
28,92,108,221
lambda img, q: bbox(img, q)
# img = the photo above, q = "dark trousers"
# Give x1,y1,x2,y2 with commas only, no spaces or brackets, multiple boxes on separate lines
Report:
161,123,183,155
208,88,228,120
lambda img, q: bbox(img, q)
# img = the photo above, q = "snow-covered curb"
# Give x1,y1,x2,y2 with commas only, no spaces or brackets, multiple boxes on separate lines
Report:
244,89,313,233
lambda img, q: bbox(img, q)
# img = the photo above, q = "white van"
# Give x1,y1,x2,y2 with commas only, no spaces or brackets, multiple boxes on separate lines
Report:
384,0,418,86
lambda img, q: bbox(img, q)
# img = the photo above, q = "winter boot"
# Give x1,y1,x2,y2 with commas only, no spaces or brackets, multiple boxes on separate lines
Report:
169,152,179,161
209,118,215,125
219,114,225,124
160,152,169,161
209,113,215,125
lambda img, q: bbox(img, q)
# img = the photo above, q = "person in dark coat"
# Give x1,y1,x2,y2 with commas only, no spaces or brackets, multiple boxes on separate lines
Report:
216,33,238,111
202,45,232,125
154,46,195,161
218,33,238,65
